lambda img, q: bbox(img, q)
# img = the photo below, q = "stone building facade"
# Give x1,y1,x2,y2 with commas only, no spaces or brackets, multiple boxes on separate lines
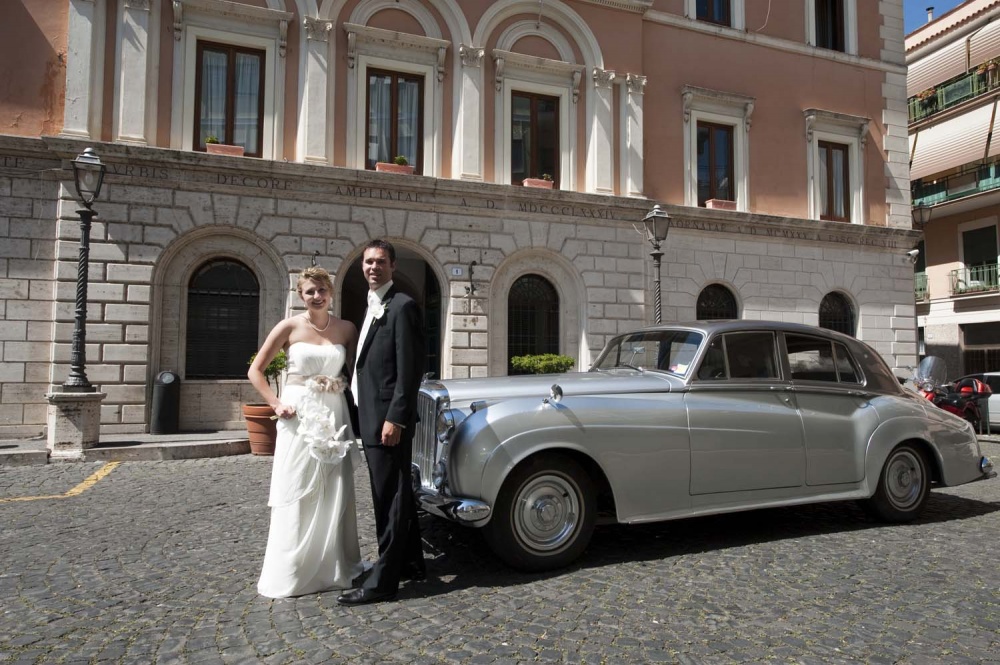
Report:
0,0,918,437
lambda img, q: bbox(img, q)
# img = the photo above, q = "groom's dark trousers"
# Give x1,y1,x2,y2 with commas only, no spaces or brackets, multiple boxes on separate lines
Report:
354,286,425,594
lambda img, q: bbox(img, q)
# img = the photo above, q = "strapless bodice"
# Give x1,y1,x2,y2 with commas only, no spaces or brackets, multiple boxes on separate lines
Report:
285,342,346,379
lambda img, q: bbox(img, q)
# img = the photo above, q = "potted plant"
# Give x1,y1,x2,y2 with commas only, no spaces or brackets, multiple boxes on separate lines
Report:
375,154,415,174
204,134,245,157
243,349,287,455
523,173,554,189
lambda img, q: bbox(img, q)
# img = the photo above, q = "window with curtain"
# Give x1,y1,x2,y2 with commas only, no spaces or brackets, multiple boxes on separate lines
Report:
194,42,265,157
511,92,559,185
697,284,738,320
819,140,850,221
697,0,731,26
819,292,855,337
366,69,424,172
697,121,734,206
508,274,559,373
815,0,846,51
185,260,260,379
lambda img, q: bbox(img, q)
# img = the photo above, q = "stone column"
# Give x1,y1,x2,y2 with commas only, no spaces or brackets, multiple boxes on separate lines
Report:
116,0,153,143
620,74,646,198
588,68,616,194
455,46,485,181
300,18,333,164
62,0,103,138
46,392,107,462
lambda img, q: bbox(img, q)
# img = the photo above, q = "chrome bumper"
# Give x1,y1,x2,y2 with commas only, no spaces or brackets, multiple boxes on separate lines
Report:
981,456,997,479
415,487,491,525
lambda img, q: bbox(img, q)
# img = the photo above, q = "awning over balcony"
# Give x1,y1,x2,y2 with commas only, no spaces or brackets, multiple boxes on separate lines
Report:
910,102,996,180
908,19,1000,97
908,38,969,97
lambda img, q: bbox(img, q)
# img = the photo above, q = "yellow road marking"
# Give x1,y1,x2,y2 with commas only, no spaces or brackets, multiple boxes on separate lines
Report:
0,462,121,503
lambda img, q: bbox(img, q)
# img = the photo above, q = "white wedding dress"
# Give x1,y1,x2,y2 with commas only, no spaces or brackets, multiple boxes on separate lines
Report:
257,342,363,598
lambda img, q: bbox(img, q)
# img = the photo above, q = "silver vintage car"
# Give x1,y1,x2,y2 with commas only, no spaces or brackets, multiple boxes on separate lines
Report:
413,321,995,571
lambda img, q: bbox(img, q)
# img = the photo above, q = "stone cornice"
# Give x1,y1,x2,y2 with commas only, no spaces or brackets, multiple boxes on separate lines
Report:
29,135,918,251
577,0,653,13
344,23,450,80
644,9,906,76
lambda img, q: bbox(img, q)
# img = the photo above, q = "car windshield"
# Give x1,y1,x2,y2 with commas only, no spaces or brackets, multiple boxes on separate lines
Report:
591,330,704,376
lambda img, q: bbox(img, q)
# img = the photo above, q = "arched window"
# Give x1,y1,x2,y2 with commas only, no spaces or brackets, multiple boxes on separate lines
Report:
697,284,738,320
508,274,559,371
185,260,260,378
819,291,855,337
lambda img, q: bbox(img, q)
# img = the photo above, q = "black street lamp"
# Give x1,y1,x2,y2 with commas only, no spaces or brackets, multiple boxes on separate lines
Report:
641,204,671,324
912,202,932,227
63,147,106,392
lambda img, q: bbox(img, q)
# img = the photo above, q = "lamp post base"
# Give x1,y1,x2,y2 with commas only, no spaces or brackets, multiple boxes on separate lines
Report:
45,391,106,462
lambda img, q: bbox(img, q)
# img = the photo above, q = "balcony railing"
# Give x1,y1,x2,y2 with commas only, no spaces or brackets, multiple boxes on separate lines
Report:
914,272,928,300
912,159,1000,206
909,66,1000,123
949,264,1000,295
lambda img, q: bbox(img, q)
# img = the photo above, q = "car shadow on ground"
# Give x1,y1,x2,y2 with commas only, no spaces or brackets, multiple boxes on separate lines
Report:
402,491,1000,599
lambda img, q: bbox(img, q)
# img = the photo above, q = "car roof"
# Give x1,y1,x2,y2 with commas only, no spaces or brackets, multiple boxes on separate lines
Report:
633,319,860,344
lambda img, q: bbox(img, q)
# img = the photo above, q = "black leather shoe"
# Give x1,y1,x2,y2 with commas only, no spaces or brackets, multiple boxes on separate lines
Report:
337,588,397,606
401,562,426,581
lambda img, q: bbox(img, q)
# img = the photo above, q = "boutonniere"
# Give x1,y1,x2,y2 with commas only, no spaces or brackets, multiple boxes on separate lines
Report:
371,301,386,321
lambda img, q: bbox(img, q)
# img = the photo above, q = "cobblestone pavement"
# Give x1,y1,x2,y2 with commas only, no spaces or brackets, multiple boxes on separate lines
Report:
1,443,998,665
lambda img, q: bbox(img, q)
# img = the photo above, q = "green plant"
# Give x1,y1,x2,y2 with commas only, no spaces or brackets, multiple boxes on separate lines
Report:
510,354,576,375
249,349,288,397
392,155,409,166
541,173,553,182
204,134,220,144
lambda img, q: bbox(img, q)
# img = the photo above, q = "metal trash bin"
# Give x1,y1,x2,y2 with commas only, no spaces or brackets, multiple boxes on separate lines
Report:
151,371,181,434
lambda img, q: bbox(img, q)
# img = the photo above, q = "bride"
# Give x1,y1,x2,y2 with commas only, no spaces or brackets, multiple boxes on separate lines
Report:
249,266,363,598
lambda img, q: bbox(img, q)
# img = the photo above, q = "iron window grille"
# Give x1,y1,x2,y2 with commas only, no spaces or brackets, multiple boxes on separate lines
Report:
185,260,260,379
508,274,559,373
819,291,855,337
696,284,738,320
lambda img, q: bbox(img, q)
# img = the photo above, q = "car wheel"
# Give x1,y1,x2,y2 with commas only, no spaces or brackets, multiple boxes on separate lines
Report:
863,444,930,522
484,454,596,572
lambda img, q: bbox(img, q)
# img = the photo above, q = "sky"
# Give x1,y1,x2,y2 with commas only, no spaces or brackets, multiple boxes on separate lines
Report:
904,0,967,35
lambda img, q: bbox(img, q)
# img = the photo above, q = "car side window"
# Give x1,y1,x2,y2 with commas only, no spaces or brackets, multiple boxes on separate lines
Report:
696,332,782,380
697,337,728,380
786,334,838,382
832,342,862,383
985,376,1000,393
724,332,780,379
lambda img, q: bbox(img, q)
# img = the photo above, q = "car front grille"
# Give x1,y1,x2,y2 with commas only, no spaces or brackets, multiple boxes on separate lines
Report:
413,391,439,488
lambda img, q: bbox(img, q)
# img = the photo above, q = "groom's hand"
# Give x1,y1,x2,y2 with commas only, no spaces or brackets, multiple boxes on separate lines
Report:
381,421,402,446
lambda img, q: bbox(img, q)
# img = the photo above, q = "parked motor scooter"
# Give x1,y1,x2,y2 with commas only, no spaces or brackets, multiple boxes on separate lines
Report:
913,356,988,430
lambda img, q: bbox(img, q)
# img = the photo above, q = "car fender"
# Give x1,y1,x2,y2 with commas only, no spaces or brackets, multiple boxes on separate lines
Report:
866,412,979,489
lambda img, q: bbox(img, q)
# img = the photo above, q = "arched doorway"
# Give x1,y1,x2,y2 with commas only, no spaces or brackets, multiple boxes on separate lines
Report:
341,246,442,380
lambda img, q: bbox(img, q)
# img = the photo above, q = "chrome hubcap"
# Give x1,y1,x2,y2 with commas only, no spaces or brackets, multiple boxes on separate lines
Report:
513,474,580,553
885,450,923,510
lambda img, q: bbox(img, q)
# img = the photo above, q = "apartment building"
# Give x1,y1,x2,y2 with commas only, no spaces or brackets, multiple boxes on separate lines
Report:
908,0,1000,376
0,0,916,436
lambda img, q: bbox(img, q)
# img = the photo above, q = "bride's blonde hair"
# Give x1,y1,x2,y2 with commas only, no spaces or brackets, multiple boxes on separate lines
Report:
297,266,334,294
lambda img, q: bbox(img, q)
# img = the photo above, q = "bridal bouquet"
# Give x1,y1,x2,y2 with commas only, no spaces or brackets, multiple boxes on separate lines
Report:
295,387,353,465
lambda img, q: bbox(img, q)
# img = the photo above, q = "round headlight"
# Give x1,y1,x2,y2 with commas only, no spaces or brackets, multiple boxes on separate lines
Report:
437,409,455,442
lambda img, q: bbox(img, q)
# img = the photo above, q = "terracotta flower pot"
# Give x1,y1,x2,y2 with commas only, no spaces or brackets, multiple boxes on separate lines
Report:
375,162,415,174
206,143,245,157
243,403,277,456
523,178,554,189
705,198,737,210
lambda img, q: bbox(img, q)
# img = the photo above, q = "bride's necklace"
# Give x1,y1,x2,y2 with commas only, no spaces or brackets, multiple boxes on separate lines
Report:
303,313,330,333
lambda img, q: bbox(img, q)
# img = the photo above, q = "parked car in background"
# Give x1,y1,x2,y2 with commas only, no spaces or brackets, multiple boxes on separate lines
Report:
953,372,1000,430
414,321,996,572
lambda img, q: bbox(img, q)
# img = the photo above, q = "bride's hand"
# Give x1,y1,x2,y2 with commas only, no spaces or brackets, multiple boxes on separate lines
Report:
273,403,297,419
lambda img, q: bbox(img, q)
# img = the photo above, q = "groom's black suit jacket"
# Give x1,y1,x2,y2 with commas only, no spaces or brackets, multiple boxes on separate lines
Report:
354,286,425,448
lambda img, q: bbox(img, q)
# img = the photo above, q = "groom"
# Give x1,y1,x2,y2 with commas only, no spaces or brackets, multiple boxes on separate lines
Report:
339,239,426,605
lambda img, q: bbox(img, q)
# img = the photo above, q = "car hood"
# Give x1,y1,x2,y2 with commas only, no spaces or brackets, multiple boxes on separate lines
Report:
422,370,680,409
